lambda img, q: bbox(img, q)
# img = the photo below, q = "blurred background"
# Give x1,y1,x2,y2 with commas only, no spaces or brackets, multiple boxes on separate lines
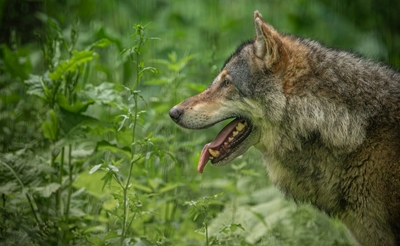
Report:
1,0,399,245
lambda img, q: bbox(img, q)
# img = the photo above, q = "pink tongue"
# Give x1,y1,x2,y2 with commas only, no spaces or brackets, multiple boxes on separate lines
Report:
197,119,242,173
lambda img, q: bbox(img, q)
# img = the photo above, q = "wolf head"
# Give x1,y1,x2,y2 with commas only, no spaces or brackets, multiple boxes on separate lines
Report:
169,11,366,173
169,11,292,172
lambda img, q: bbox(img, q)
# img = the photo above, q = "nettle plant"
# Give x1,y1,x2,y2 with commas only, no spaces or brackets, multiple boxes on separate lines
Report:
89,25,183,245
7,16,170,244
17,17,119,244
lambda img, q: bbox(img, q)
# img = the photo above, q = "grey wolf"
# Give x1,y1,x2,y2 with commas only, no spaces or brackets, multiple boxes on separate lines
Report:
169,11,400,246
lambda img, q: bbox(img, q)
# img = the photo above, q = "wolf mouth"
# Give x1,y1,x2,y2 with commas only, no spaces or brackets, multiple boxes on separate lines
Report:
198,118,253,173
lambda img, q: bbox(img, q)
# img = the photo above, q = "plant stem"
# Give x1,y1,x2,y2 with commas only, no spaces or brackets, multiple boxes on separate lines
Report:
205,220,209,246
65,145,73,221
50,145,58,217
120,25,144,246
50,147,56,183
57,147,65,215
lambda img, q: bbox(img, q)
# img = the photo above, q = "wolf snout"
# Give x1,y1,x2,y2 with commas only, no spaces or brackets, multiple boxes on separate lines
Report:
169,106,183,122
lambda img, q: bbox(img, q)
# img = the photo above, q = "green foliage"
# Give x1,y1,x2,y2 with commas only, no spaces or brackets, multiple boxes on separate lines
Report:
184,193,225,245
1,0,395,245
49,50,99,81
41,109,58,141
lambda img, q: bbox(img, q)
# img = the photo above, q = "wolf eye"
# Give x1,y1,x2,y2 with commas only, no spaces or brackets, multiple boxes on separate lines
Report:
223,79,231,87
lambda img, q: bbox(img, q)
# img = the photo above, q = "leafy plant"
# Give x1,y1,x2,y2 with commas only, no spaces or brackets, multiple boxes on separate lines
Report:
184,192,225,245
1,15,114,245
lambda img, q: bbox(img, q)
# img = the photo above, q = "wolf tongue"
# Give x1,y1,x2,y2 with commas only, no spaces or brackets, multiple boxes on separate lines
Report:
197,119,242,173
198,143,211,173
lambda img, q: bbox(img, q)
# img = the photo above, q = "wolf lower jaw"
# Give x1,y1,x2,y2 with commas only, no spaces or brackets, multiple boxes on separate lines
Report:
211,126,260,166
198,118,261,172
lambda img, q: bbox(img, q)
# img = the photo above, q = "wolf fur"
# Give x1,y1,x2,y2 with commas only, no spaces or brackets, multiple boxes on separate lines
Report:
169,11,400,246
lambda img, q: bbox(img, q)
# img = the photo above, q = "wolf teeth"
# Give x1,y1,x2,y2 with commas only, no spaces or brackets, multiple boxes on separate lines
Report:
228,137,234,142
232,130,239,136
236,122,245,131
209,148,220,157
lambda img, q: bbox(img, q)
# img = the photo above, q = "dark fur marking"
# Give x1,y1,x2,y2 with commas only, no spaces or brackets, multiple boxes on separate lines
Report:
222,39,254,70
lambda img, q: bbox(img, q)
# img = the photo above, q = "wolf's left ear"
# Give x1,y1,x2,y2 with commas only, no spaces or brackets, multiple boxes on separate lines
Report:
253,11,287,68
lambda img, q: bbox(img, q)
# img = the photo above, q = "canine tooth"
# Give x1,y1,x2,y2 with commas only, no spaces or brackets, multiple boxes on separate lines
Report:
228,137,234,142
224,142,229,146
209,156,214,160
232,131,239,136
208,149,220,157
236,122,245,131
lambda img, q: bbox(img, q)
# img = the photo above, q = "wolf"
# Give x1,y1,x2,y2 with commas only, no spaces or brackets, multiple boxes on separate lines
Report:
169,11,400,246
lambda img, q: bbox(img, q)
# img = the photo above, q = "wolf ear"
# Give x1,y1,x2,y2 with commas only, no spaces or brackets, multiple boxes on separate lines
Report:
253,11,286,67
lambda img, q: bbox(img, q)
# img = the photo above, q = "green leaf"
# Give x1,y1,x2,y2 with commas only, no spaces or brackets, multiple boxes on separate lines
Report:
183,200,197,207
33,183,60,198
119,47,130,57
89,164,103,174
87,38,113,50
195,227,206,233
25,74,54,102
100,171,114,191
107,165,119,173
25,75,46,99
49,50,99,81
158,183,181,194
193,212,200,222
57,107,106,135
249,210,268,227
111,158,124,167
131,183,152,193
104,230,119,240
153,52,197,72
0,181,19,195
41,109,58,140
83,82,121,104
138,66,158,76
57,94,94,113
1,44,32,80
230,223,245,232
74,172,109,198
97,141,131,159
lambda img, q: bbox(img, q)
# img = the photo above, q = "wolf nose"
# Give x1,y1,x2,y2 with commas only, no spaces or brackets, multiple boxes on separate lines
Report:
169,106,183,122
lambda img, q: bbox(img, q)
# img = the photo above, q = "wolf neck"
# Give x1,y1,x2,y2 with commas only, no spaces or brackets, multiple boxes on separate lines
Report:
257,128,347,215
262,147,346,214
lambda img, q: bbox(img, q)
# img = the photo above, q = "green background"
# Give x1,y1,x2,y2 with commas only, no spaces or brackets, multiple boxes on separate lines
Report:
1,0,398,245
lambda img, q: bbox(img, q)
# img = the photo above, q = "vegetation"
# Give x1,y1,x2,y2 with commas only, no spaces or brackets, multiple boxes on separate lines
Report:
1,0,398,245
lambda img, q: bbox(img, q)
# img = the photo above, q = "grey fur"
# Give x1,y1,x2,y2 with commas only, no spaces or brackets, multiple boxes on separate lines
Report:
170,11,400,246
